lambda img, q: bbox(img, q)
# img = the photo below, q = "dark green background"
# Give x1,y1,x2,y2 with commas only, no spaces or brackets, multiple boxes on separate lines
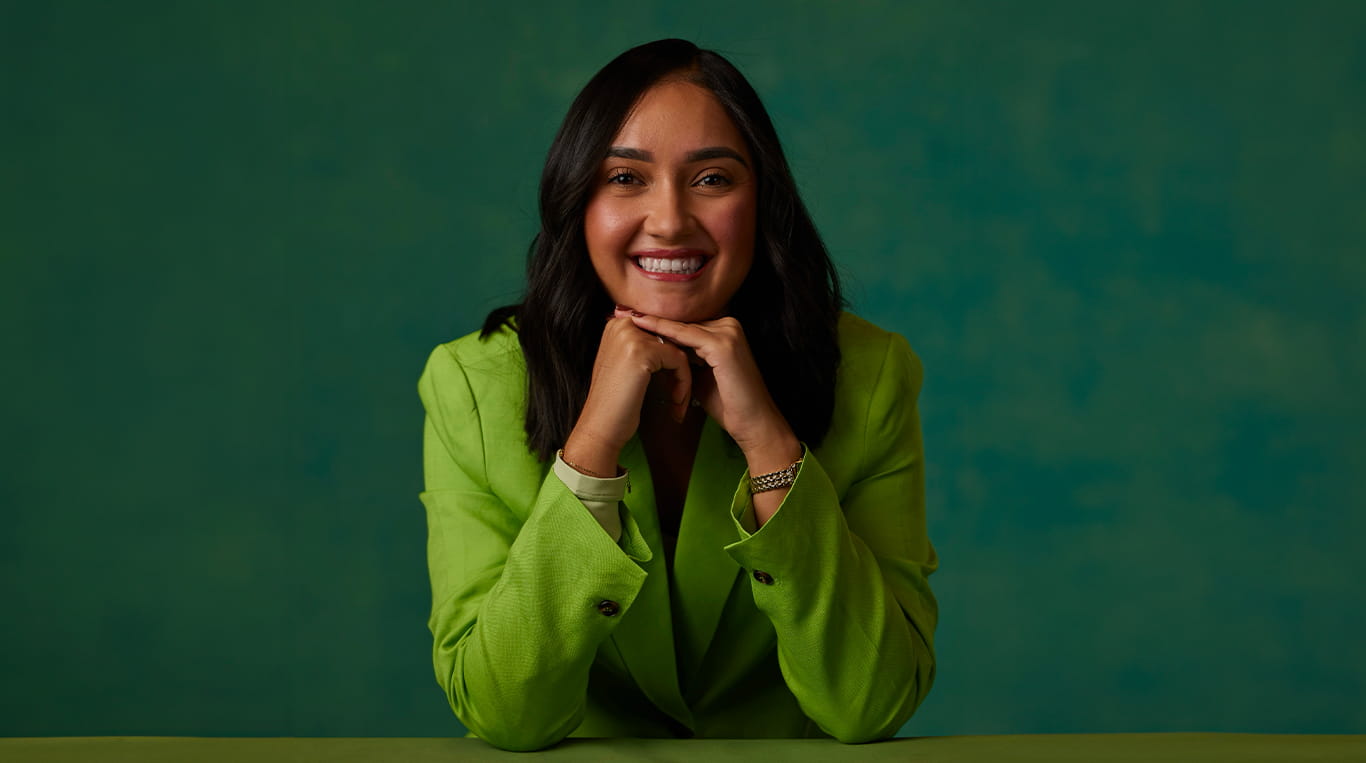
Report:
3,0,1363,738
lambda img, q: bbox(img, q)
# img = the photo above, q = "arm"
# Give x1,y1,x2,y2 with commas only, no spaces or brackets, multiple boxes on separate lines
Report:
723,332,938,743
418,343,652,751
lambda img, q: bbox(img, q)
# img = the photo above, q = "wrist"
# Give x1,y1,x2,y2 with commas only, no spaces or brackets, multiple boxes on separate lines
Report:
740,425,802,476
562,428,625,478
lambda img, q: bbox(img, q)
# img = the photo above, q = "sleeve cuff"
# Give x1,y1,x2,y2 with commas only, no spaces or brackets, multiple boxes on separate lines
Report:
727,443,810,541
553,451,628,542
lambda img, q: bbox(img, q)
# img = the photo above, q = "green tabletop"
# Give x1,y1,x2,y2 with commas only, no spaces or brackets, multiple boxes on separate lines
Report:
3,734,1363,762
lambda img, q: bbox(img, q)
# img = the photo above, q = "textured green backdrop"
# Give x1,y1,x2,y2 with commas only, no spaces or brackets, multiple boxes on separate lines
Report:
2,0,1363,738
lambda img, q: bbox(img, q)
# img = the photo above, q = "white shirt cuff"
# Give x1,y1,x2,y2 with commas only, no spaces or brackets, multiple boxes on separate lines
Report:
552,452,627,542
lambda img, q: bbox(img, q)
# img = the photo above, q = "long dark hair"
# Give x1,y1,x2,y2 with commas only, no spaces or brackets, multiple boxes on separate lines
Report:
483,39,843,461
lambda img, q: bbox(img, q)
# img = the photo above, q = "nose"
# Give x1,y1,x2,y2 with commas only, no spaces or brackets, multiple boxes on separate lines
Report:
642,182,694,241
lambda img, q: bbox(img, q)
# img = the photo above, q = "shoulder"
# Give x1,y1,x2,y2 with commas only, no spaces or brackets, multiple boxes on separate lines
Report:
418,324,527,423
422,323,525,381
835,312,923,387
816,313,924,480
428,323,522,371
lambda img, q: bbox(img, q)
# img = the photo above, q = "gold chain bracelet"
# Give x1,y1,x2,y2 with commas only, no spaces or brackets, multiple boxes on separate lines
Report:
749,457,803,494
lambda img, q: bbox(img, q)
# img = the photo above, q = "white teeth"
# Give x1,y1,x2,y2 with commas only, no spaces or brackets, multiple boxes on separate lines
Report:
637,256,704,274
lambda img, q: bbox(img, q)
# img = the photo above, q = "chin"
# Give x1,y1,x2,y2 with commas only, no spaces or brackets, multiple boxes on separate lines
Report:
626,286,728,322
646,303,714,323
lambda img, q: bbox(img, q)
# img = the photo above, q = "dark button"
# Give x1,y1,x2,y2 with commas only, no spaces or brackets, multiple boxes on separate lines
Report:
752,570,774,585
597,600,620,617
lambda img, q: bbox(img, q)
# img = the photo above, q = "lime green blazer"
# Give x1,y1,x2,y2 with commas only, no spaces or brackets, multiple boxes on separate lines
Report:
418,313,938,751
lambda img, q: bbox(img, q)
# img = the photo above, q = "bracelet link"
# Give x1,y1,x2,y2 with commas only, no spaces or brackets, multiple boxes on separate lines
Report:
749,457,803,495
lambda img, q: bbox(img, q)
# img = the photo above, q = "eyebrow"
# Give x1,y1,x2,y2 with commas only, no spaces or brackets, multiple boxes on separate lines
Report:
606,145,749,167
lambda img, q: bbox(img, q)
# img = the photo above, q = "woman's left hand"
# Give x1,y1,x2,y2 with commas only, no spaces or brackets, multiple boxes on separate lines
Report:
628,312,802,476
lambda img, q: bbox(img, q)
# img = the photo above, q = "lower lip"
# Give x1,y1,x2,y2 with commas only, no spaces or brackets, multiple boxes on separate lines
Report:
632,258,709,281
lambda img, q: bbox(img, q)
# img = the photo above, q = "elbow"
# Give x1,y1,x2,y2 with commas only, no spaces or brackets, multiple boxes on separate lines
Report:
434,634,582,751
470,726,568,753
825,654,936,744
810,700,909,745
823,711,902,745
446,679,581,752
829,726,895,745
455,703,578,752
822,713,908,745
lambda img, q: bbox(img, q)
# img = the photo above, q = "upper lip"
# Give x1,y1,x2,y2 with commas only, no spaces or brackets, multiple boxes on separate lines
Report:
630,248,710,259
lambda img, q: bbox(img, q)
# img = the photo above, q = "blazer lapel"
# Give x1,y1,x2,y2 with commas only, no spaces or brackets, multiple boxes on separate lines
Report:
670,418,748,680
610,437,692,728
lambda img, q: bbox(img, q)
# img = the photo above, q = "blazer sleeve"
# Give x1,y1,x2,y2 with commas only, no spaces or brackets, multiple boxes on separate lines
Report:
723,331,938,743
418,343,652,751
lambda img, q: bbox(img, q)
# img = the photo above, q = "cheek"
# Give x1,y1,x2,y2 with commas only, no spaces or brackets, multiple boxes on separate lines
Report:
584,199,633,253
583,200,635,301
708,196,758,263
583,200,608,256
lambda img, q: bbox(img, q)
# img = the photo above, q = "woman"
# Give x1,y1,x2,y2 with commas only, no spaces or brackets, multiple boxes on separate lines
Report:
418,39,937,751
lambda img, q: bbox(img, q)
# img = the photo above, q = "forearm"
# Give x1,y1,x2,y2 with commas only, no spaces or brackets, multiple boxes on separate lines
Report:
418,343,656,750
742,428,802,528
426,472,650,750
724,452,937,742
763,540,934,742
562,426,625,483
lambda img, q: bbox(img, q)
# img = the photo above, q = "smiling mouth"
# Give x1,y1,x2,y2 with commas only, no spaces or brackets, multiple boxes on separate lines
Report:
634,255,707,275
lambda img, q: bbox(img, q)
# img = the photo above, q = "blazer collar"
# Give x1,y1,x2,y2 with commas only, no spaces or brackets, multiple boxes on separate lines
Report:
671,418,748,677
612,436,690,727
612,417,747,726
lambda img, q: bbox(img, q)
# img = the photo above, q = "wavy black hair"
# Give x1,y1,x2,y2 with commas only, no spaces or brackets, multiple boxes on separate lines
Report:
482,38,843,461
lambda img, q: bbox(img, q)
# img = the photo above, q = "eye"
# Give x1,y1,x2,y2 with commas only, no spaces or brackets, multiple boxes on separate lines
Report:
606,168,641,186
694,172,732,187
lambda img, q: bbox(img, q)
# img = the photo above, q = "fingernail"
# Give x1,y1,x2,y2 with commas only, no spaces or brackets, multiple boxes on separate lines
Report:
615,304,632,312
631,310,645,317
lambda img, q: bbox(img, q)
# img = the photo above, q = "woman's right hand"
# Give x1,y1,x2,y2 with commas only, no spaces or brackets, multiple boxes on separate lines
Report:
560,306,694,475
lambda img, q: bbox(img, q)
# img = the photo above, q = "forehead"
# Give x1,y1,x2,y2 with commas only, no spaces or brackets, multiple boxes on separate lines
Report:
611,80,748,158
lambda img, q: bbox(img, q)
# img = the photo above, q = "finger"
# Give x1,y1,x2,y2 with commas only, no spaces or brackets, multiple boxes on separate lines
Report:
629,313,716,353
634,320,702,366
654,345,693,422
633,313,743,369
670,364,692,423
600,314,635,343
691,365,718,406
694,315,742,332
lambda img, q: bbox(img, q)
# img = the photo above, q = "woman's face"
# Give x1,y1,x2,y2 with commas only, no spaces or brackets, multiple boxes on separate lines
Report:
584,80,757,323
